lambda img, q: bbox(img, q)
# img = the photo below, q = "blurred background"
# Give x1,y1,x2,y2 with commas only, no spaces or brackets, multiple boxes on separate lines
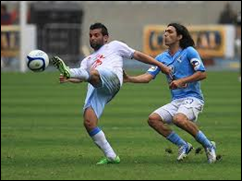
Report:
1,1,241,75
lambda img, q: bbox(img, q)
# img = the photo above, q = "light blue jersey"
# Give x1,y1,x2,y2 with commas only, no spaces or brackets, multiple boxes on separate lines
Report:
147,46,206,101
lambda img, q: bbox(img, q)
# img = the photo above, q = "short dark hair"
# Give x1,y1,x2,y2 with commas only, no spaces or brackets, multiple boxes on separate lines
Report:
90,23,109,36
168,23,195,49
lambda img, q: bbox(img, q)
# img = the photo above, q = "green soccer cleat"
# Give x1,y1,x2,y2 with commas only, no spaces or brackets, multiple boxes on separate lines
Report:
96,156,121,165
51,56,71,78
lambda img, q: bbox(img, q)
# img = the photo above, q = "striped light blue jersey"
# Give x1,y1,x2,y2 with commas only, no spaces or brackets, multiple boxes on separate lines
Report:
147,46,206,101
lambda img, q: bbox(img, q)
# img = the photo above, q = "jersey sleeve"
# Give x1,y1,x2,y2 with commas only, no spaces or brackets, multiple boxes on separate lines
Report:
80,57,88,70
111,41,135,59
147,66,160,78
187,47,206,72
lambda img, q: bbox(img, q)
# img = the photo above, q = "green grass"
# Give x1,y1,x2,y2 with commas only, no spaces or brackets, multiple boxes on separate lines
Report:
1,71,241,180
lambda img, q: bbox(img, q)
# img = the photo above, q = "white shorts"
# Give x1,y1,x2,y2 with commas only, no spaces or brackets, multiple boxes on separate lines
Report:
152,97,204,124
83,67,120,119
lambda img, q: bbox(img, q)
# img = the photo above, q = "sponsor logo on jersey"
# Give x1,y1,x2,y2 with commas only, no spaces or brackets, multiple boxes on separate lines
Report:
148,66,158,72
176,56,182,63
191,58,202,70
92,54,105,69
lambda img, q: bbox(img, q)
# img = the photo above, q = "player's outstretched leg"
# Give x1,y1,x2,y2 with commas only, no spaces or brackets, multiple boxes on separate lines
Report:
51,56,71,78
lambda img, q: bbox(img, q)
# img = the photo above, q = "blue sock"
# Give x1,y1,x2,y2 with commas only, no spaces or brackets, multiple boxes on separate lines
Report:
88,127,101,137
195,131,212,148
166,132,187,147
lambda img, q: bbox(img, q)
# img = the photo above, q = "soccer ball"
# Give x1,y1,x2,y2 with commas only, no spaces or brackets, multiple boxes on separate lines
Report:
26,50,49,72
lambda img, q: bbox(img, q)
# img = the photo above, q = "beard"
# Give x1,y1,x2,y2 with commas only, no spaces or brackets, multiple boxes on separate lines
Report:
90,41,104,51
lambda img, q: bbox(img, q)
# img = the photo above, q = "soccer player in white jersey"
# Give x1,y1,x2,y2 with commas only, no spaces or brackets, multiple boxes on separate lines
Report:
51,23,171,165
124,23,217,163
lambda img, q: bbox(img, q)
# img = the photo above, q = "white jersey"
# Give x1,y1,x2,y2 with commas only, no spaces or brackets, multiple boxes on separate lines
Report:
80,41,135,86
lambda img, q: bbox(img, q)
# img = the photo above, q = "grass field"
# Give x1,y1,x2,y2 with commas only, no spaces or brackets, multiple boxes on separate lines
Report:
1,71,241,180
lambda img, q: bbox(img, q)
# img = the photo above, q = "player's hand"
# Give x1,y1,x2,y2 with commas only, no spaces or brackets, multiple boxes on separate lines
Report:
59,74,69,84
60,75,83,84
159,64,173,80
162,66,171,74
169,79,187,89
123,70,130,83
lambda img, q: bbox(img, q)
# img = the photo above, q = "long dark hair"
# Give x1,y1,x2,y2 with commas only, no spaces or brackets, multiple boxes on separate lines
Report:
168,23,195,49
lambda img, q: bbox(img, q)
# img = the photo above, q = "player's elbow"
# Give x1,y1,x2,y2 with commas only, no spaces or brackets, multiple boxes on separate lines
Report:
133,51,143,60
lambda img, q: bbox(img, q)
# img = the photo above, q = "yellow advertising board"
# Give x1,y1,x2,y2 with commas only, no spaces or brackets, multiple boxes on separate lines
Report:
1,25,20,57
143,25,234,58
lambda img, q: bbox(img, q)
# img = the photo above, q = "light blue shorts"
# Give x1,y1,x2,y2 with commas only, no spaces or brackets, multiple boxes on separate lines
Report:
83,68,120,119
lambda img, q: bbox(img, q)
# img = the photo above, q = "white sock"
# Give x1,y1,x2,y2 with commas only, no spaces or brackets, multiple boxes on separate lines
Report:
70,68,90,81
91,130,117,160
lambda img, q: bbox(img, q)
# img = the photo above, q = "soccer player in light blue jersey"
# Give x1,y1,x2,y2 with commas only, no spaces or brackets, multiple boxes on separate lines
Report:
51,23,171,165
124,23,216,163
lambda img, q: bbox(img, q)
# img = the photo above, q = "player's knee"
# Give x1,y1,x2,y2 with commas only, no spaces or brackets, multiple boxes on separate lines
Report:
90,70,99,77
173,114,187,126
148,115,160,127
89,70,101,86
84,118,96,131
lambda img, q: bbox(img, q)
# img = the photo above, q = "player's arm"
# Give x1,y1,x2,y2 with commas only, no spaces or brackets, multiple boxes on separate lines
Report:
123,71,153,83
133,51,171,75
181,71,207,83
114,41,170,76
169,71,206,89
170,48,206,89
59,74,83,84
